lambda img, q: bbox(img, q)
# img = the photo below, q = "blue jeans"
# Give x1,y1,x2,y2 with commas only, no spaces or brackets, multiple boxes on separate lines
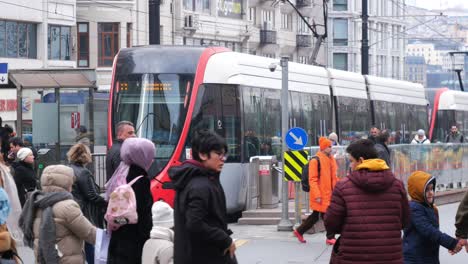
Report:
85,242,94,264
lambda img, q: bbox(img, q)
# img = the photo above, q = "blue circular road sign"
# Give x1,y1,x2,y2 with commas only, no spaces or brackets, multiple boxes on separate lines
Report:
285,127,308,150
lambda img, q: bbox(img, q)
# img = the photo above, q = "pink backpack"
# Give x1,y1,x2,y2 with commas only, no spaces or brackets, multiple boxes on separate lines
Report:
105,176,143,231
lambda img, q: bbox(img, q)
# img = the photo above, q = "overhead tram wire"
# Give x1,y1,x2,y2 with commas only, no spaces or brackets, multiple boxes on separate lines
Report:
390,0,465,46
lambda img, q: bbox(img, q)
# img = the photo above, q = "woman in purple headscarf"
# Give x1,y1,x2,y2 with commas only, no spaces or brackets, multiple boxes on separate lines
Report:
106,138,155,264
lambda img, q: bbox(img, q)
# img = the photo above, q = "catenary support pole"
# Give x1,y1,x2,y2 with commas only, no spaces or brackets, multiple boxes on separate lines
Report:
361,0,369,75
278,57,293,231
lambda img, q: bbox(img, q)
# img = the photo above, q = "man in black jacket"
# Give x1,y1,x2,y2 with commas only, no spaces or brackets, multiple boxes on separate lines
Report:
169,130,236,264
375,129,391,167
106,121,135,181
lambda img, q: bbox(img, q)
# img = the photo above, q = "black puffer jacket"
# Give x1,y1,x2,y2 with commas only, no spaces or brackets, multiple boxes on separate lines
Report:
106,140,123,181
107,164,153,264
11,161,37,206
169,160,234,264
70,163,107,228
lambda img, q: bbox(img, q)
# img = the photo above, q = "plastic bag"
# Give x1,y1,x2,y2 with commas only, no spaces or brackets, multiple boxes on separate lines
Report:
94,228,111,264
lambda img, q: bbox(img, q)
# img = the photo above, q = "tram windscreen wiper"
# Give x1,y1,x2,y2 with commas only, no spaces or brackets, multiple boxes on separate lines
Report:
135,112,158,137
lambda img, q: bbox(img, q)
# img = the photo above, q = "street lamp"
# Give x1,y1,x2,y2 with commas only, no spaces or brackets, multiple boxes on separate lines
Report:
449,51,466,92
270,56,294,231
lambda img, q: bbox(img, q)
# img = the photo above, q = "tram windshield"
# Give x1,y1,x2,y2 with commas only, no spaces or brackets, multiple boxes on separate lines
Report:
113,73,194,161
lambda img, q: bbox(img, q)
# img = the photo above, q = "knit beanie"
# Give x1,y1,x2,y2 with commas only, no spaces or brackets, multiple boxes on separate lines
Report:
17,148,33,161
152,201,174,228
319,137,332,151
328,132,338,142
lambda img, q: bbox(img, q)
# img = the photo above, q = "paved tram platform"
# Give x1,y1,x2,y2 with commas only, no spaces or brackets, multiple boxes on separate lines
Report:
17,202,467,263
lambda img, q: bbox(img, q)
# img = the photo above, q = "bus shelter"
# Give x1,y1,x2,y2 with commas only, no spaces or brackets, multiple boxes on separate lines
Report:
9,69,97,163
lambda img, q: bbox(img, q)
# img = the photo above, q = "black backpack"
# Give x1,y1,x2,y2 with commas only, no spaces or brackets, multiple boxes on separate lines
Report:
301,156,320,192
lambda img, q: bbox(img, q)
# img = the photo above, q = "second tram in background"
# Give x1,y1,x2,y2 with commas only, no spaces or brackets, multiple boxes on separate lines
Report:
429,88,468,142
108,46,428,215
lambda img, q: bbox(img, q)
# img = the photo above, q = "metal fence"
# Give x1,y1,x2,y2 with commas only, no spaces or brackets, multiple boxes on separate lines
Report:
305,143,468,191
288,143,468,213
91,153,107,190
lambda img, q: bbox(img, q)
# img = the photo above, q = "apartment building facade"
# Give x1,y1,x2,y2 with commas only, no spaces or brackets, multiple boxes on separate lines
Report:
404,56,427,86
0,0,79,129
160,0,327,65
76,0,148,90
327,0,406,78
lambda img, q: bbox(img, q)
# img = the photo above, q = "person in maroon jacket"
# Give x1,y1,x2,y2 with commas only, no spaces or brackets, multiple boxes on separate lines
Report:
324,139,410,264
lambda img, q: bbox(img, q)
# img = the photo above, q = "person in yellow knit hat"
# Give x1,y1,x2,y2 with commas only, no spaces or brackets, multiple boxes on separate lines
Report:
293,137,338,245
403,171,466,263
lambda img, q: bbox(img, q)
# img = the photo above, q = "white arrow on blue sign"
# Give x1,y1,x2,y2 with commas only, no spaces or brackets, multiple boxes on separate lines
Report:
285,127,308,150
0,63,8,85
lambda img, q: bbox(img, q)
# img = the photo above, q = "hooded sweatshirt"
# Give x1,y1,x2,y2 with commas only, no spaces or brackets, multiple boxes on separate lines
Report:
324,159,410,264
141,226,174,264
411,135,430,144
403,171,458,264
169,160,234,264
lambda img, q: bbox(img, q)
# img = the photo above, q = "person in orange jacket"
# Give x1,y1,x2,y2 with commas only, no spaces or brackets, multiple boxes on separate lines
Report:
293,137,339,244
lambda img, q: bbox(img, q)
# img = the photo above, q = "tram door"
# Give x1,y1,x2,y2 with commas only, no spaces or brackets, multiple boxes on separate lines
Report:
191,84,241,162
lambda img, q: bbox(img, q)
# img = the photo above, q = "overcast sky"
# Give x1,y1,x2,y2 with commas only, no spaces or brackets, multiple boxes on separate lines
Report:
410,0,468,10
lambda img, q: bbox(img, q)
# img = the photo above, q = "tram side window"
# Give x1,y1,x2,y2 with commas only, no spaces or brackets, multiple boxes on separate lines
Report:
455,111,468,140
183,85,216,160
373,100,388,130
242,86,263,160
301,93,316,146
191,85,217,131
242,86,282,161
337,97,370,144
185,84,241,162
220,85,241,162
262,89,282,158
290,92,301,130
434,110,455,143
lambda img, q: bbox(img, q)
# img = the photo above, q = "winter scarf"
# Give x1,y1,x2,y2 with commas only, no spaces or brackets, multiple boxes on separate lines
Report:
19,191,73,264
150,226,174,241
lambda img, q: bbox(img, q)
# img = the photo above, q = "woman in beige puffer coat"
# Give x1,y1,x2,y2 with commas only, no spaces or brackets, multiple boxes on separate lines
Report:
19,165,96,264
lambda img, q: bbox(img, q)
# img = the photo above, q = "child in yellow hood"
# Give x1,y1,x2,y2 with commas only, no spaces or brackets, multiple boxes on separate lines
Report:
403,171,466,263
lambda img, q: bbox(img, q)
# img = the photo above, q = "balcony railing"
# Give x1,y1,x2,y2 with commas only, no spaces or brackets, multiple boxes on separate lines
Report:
296,0,312,8
296,34,312,47
260,30,277,44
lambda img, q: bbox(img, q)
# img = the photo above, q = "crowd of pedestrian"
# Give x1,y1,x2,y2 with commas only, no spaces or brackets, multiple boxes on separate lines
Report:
0,113,468,264
292,126,468,264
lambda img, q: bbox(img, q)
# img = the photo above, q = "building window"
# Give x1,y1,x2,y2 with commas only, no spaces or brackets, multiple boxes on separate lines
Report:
281,13,292,30
333,53,348,71
77,23,89,67
184,0,210,13
298,56,308,64
297,16,310,34
98,23,119,67
262,53,275,58
333,19,348,46
0,20,36,58
249,7,256,23
127,23,132,48
48,25,71,60
333,0,347,11
261,10,274,30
